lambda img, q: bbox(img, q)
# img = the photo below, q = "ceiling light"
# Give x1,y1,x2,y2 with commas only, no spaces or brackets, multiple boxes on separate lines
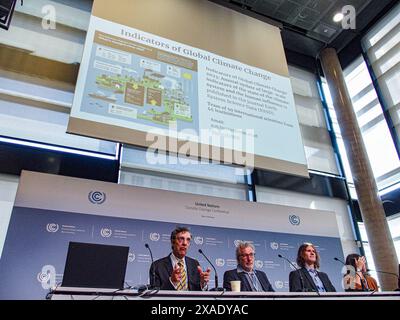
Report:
0,137,118,160
333,13,344,23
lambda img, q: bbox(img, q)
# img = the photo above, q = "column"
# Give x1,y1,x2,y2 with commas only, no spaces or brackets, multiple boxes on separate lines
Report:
320,47,399,291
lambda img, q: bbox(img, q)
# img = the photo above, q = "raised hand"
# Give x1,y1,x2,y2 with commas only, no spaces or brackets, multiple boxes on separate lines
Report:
171,263,182,284
198,266,211,286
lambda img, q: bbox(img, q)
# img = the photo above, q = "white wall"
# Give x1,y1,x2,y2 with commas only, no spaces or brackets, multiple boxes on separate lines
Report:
0,174,19,259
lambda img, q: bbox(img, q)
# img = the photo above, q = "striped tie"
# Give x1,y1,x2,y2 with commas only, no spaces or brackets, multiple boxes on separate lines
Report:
176,260,188,291
249,272,259,291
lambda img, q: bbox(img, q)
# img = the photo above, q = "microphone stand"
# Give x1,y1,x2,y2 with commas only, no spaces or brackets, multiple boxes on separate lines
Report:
367,269,400,291
145,243,159,290
198,249,224,291
334,257,369,291
278,254,309,293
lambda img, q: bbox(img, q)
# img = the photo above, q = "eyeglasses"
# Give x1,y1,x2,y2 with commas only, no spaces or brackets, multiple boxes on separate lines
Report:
240,253,255,258
176,236,191,243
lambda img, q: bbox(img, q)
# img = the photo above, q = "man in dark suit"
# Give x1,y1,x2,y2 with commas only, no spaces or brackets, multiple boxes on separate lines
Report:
289,243,336,292
149,226,211,290
223,241,274,292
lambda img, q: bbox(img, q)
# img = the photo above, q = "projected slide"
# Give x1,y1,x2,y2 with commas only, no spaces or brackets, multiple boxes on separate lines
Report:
68,0,308,176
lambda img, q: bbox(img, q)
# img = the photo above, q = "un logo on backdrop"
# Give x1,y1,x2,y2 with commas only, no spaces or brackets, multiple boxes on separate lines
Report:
215,258,225,267
88,191,106,204
37,269,51,283
100,228,112,238
128,252,136,262
275,280,284,289
194,236,204,245
289,215,300,226
149,232,160,242
255,260,264,269
37,265,56,289
233,240,241,247
270,242,279,250
46,223,59,233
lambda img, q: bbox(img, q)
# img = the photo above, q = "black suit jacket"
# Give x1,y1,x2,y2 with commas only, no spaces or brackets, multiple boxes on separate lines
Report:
289,268,336,292
149,254,202,290
223,268,275,292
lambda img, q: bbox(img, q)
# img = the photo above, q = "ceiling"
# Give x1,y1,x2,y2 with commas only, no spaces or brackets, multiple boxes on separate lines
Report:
212,0,397,59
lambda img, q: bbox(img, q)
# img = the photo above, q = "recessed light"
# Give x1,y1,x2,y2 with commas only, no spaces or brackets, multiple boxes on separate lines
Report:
333,13,344,22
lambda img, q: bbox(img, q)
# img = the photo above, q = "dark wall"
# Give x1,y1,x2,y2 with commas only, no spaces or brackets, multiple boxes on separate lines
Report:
0,141,119,183
254,169,349,200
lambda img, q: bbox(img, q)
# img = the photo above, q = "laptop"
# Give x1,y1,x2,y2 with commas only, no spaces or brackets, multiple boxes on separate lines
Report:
61,242,129,289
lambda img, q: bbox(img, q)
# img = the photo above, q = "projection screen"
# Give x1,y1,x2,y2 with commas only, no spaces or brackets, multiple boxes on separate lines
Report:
67,0,308,176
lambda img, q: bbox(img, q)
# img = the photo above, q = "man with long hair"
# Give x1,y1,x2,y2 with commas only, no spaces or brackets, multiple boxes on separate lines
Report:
289,243,336,292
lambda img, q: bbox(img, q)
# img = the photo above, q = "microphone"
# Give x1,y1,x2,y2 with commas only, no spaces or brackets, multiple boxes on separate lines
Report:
145,243,158,289
366,268,399,279
334,256,359,276
198,249,224,291
334,257,345,265
278,254,307,293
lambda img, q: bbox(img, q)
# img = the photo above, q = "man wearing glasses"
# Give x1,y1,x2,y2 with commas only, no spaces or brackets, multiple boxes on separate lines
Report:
223,241,274,291
150,226,211,290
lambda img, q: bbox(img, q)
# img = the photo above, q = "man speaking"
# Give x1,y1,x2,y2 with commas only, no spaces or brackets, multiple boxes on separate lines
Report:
150,226,211,290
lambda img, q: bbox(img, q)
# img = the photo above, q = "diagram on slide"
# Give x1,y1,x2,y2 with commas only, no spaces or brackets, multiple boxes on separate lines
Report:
80,31,199,131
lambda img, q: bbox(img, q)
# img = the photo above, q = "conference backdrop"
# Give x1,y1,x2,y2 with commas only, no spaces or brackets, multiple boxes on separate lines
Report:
67,0,308,176
0,171,344,299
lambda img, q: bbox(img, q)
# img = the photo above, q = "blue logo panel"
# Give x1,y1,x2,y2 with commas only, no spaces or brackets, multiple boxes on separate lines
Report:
0,207,344,299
